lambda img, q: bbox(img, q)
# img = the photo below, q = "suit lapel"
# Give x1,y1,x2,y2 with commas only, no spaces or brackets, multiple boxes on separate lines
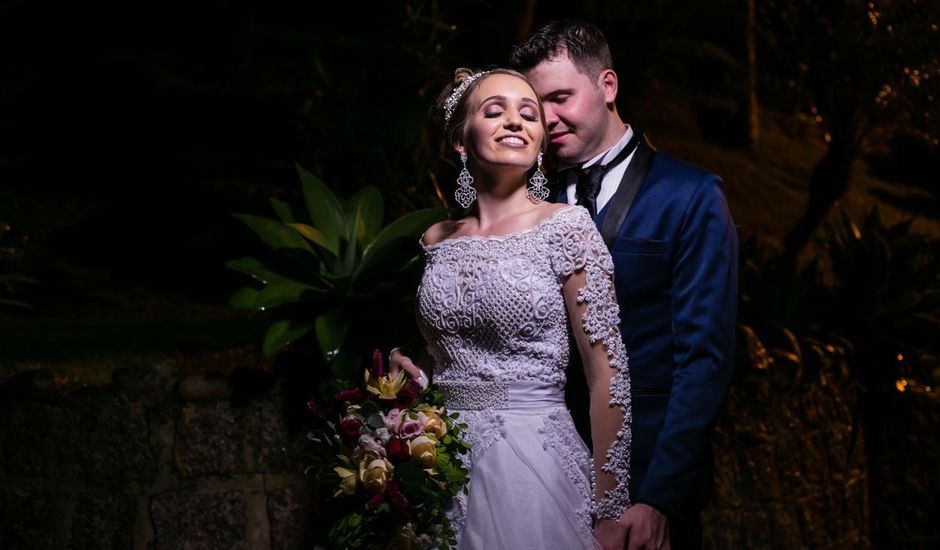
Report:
599,134,658,248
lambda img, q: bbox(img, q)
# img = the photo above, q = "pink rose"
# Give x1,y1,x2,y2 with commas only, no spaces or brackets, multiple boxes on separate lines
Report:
384,408,405,432
399,418,424,439
357,434,386,457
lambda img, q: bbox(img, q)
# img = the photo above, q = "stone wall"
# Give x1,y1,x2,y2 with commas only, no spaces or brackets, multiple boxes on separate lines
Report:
0,344,887,549
0,365,312,550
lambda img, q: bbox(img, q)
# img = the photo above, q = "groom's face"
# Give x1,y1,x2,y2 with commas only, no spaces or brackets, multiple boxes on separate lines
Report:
525,53,611,165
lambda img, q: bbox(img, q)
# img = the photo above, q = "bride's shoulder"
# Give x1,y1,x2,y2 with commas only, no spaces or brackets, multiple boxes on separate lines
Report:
535,203,590,227
421,218,466,247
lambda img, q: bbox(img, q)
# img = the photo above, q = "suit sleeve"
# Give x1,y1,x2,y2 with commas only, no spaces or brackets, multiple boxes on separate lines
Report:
634,175,738,519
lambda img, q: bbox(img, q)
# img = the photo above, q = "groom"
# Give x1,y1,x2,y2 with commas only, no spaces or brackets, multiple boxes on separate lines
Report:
511,20,738,550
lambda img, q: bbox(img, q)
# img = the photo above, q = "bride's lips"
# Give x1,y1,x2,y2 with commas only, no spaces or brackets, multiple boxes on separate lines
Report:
495,135,528,148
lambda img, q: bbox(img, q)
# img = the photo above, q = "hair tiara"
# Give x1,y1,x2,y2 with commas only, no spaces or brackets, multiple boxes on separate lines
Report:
443,70,490,128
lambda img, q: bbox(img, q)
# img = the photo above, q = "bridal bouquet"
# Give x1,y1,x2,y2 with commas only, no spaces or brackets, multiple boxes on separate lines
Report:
306,349,470,549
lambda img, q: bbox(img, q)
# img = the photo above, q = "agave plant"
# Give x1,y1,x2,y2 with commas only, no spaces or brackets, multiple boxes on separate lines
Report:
228,164,447,379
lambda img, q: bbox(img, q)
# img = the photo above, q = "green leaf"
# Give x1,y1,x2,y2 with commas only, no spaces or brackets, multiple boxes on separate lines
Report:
365,413,385,429
262,318,313,357
358,207,448,274
229,287,261,310
226,257,293,285
0,297,33,308
287,222,339,256
341,207,361,274
315,308,351,361
330,347,359,380
296,164,345,249
257,280,326,309
233,214,313,253
347,186,383,242
269,197,295,224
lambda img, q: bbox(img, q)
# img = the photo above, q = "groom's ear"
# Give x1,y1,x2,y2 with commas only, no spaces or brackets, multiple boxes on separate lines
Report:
598,69,618,106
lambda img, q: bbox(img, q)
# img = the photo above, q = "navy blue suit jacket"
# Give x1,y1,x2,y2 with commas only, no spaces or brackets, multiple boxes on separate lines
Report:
562,151,738,520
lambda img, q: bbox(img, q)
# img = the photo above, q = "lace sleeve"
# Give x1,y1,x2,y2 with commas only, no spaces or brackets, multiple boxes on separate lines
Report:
548,206,632,520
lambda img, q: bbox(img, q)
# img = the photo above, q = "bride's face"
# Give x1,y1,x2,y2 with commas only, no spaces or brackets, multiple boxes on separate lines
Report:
461,74,545,174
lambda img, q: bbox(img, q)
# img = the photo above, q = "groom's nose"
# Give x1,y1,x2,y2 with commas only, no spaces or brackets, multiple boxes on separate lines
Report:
542,105,560,129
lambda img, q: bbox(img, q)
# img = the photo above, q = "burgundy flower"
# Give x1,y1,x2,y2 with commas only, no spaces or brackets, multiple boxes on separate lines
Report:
395,380,423,408
305,398,327,421
366,490,384,509
339,416,362,442
386,437,411,463
386,479,412,519
334,387,367,402
371,348,384,378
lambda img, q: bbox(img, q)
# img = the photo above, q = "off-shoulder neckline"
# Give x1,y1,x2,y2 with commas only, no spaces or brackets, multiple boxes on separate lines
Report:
420,204,586,251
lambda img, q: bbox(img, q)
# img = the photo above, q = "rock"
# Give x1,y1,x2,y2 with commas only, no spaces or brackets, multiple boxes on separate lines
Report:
111,363,179,398
150,492,246,550
267,485,312,550
0,369,59,402
177,372,229,401
174,402,242,477
68,494,136,550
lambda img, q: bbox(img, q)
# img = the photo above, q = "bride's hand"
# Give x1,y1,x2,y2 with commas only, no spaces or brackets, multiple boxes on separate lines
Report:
389,347,429,388
594,518,628,550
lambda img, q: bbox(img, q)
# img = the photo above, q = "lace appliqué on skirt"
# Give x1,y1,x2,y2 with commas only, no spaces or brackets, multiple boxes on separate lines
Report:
539,409,594,542
450,410,507,535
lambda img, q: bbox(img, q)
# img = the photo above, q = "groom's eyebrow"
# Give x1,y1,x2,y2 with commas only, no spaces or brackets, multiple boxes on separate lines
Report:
543,89,573,100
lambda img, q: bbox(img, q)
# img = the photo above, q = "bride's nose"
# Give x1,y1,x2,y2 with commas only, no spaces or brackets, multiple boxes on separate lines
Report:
503,109,523,130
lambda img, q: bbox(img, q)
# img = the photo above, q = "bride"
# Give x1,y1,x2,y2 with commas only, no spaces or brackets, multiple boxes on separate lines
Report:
400,67,631,550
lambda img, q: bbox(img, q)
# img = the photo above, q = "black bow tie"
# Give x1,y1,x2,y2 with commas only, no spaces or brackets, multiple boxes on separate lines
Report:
574,133,640,218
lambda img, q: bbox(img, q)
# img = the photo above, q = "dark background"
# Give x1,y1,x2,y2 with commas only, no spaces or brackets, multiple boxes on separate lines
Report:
0,1,769,323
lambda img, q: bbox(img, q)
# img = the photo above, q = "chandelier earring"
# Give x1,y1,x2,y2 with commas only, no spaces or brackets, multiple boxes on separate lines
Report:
454,150,477,209
527,152,549,204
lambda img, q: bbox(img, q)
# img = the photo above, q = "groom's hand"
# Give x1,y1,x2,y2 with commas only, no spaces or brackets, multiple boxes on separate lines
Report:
620,503,669,550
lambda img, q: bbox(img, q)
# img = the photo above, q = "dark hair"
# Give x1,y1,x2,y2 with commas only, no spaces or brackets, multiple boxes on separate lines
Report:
510,19,613,79
434,67,548,153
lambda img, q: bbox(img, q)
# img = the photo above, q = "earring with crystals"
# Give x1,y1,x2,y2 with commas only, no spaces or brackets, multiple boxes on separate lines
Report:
454,149,476,209
527,152,549,204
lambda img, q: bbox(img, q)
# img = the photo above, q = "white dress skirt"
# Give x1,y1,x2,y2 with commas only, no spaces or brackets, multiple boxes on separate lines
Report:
442,381,601,550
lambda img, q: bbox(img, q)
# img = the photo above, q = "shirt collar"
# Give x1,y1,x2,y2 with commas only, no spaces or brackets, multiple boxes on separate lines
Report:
558,125,633,171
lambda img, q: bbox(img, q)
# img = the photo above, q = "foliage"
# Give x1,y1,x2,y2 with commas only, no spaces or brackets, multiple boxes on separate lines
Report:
227,165,447,378
760,0,939,146
759,0,940,254
739,206,939,392
305,349,469,550
822,207,940,391
0,221,38,310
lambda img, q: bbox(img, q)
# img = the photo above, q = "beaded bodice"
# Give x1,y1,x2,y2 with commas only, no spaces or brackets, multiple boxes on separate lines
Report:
417,209,579,387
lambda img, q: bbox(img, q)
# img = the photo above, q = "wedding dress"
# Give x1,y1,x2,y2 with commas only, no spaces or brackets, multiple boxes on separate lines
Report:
417,205,632,550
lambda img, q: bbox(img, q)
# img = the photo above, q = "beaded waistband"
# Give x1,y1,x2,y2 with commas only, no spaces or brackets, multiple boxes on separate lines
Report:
437,380,564,410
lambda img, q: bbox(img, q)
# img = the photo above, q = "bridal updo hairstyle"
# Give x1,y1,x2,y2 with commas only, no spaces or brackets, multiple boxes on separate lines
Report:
435,67,549,154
